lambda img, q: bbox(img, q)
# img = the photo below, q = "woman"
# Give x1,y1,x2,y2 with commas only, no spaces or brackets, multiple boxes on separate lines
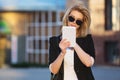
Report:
49,1,95,80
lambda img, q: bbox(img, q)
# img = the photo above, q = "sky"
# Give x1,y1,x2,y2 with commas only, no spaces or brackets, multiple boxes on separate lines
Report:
0,0,66,11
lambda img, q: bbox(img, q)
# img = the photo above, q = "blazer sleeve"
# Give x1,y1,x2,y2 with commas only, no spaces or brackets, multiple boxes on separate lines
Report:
49,37,59,65
86,35,95,59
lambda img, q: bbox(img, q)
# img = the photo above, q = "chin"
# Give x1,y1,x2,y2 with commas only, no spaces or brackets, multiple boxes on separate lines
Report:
70,26,76,27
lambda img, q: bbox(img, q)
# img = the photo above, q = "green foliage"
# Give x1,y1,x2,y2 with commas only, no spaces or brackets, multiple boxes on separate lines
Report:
10,62,48,68
0,20,11,34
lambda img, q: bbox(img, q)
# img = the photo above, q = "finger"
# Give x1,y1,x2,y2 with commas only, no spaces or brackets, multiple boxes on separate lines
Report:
63,41,70,48
63,40,70,45
60,39,67,44
66,42,70,47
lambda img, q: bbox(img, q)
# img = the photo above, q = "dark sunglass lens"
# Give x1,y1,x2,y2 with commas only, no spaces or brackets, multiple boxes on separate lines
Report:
76,20,83,26
68,16,75,22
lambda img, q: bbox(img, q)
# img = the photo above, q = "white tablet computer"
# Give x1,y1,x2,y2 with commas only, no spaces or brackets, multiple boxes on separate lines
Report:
62,26,76,47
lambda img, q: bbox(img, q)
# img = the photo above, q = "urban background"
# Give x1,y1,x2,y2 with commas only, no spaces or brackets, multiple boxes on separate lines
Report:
0,0,120,80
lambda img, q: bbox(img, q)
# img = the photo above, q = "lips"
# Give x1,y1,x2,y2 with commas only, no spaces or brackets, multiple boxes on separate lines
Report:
69,24,76,27
70,26,76,27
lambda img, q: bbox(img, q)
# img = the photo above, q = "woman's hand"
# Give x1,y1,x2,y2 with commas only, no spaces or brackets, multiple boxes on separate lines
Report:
59,39,70,54
50,39,70,74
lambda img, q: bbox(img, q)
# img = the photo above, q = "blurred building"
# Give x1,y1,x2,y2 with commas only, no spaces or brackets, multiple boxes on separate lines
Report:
68,0,120,66
89,0,120,66
0,0,120,66
0,0,65,65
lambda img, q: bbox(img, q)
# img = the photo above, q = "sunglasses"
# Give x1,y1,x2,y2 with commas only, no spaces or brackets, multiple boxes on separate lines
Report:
68,16,83,26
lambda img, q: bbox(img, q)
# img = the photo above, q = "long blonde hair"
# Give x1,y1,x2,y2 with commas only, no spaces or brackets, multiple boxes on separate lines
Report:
62,1,91,37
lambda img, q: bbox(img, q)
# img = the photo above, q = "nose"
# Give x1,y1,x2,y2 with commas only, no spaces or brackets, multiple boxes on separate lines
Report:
73,20,76,24
70,23,76,27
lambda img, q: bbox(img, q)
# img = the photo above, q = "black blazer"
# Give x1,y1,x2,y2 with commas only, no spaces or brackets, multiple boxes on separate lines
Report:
49,34,95,80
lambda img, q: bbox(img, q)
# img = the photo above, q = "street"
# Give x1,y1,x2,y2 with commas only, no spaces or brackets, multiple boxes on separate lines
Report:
0,66,120,80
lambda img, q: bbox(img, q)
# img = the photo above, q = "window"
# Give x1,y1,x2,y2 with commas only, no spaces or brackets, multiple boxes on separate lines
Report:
105,0,112,30
105,0,120,31
112,0,120,31
105,41,120,65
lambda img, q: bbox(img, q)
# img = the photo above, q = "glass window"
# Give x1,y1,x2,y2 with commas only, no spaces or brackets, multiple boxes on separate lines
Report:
105,0,112,30
105,0,120,31
112,0,120,31
105,41,120,65
52,11,56,22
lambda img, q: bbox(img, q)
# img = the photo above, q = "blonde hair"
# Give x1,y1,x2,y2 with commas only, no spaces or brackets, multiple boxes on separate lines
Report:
62,0,91,37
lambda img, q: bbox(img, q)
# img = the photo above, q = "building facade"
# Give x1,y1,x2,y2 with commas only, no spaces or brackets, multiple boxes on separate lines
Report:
67,0,120,66
0,0,65,65
89,0,120,66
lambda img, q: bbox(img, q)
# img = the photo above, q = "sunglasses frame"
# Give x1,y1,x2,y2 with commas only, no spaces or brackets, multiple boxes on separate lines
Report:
68,16,83,26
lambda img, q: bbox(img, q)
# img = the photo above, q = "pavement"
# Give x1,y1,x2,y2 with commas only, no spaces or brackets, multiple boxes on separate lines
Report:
0,65,120,80
92,66,120,80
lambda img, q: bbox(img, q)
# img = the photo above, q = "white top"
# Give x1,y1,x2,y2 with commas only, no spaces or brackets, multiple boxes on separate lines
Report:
49,48,94,80
64,48,78,80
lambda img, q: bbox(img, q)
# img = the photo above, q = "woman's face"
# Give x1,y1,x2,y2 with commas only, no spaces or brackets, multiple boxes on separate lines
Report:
67,10,83,29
